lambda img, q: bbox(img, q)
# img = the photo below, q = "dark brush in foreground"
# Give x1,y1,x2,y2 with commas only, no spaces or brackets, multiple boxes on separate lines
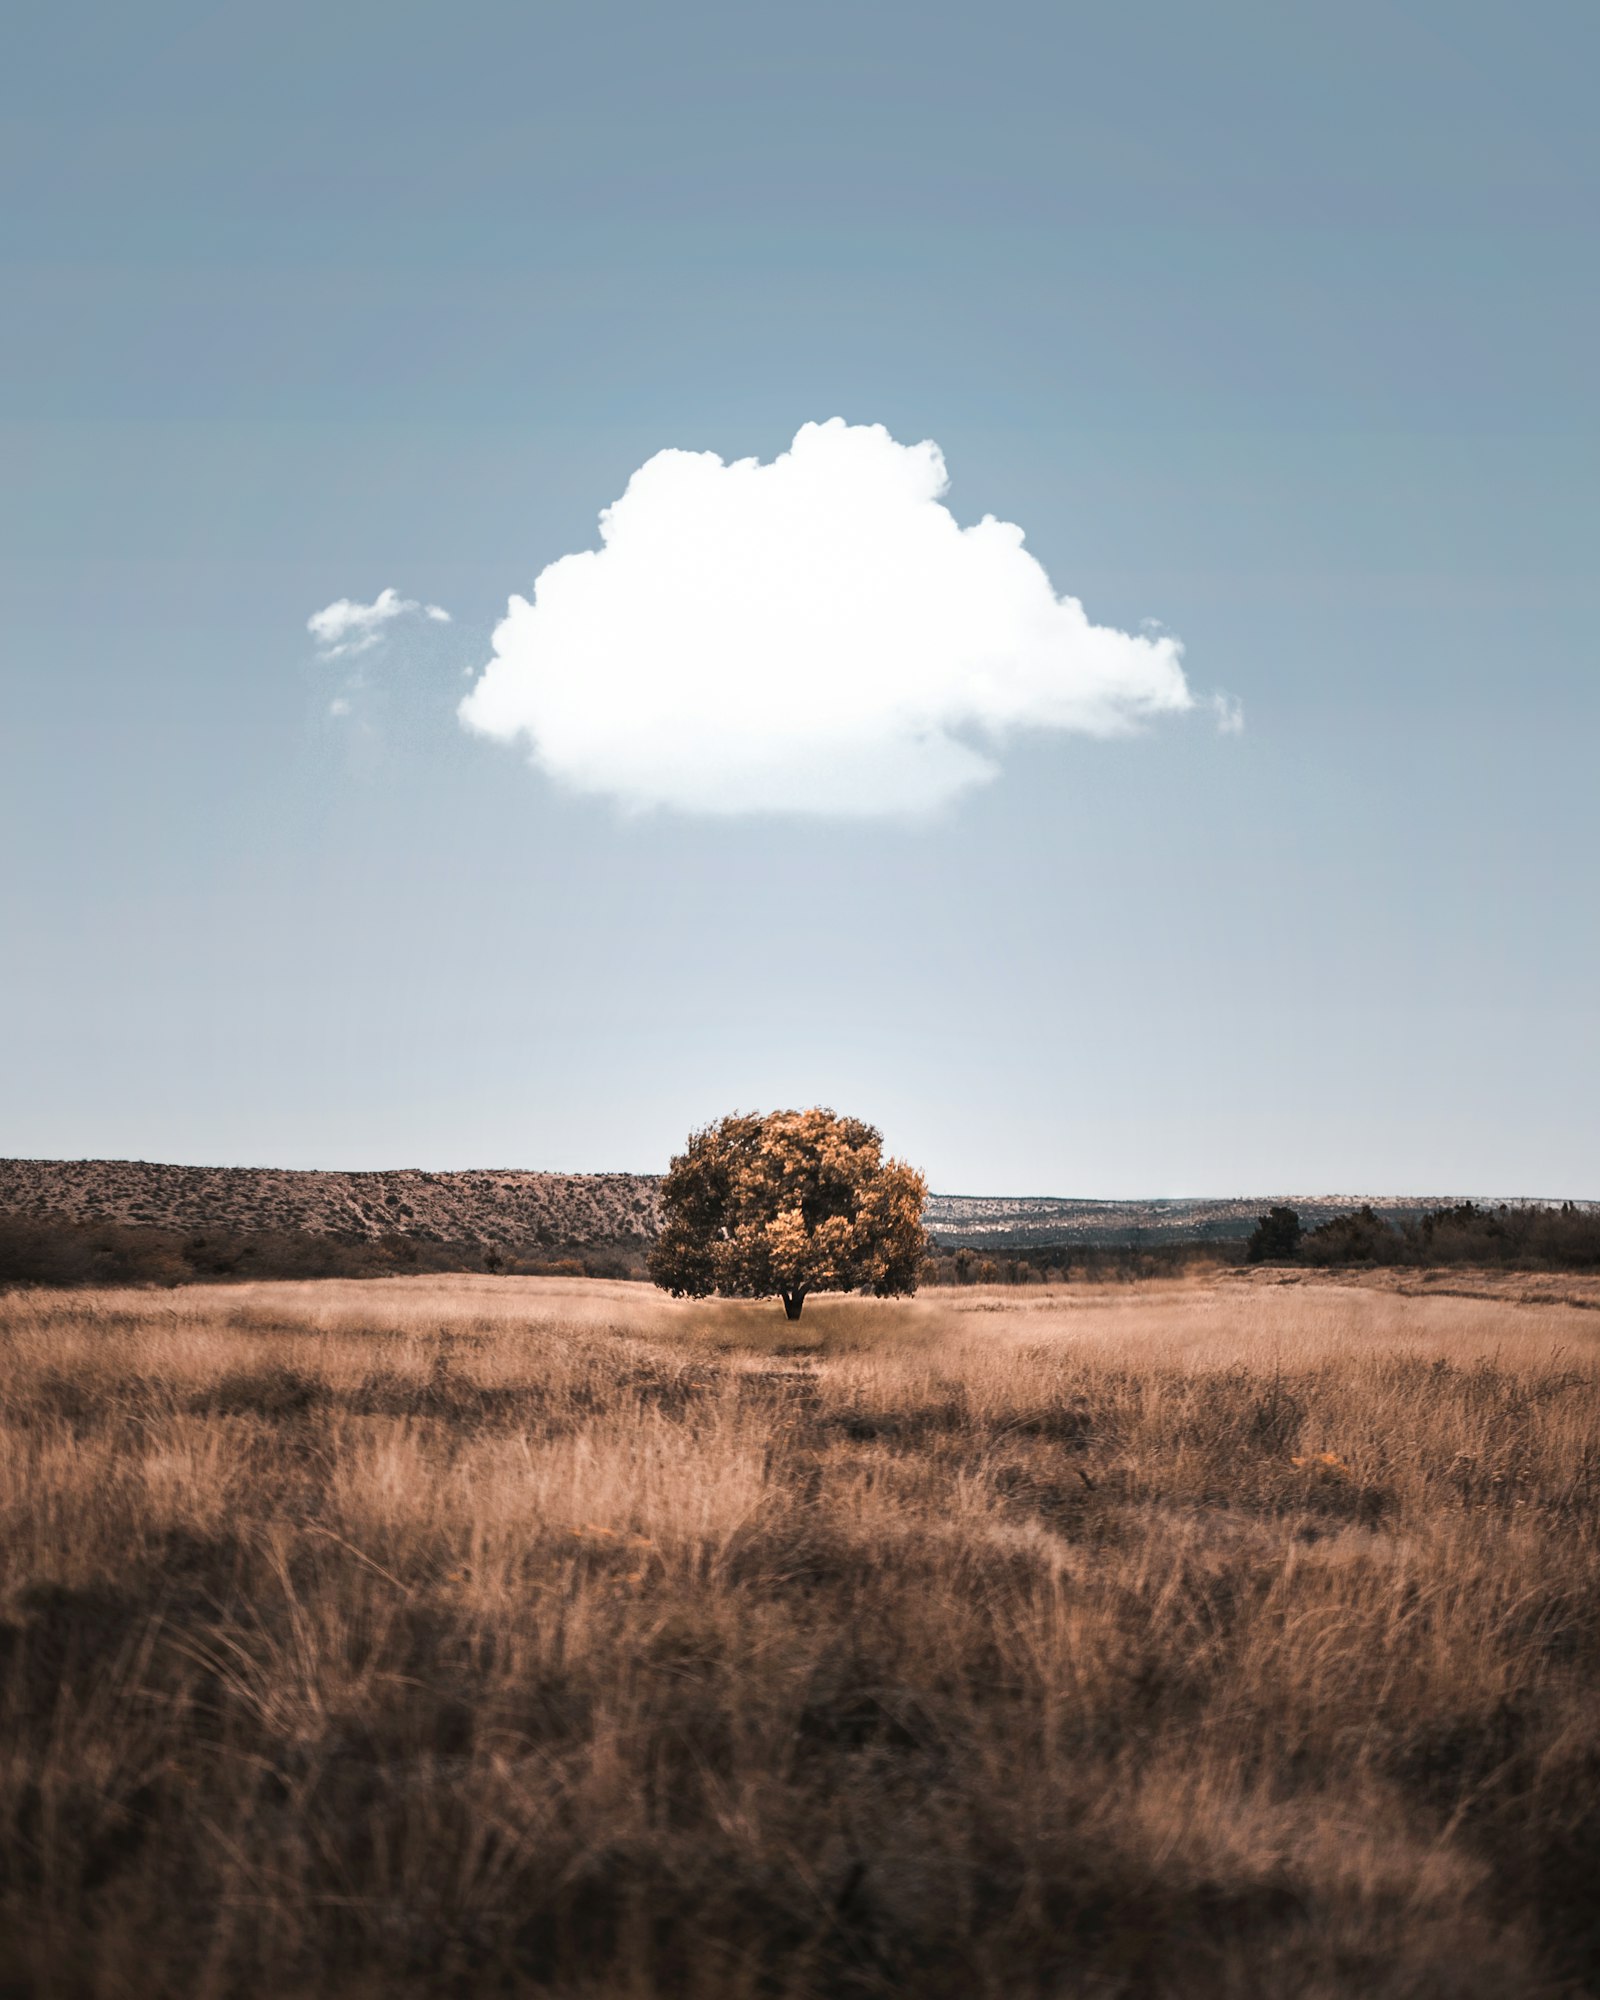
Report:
1,1275,1598,1997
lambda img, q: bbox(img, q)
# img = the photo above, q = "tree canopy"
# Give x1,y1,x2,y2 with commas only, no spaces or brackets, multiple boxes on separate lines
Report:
648,1109,928,1319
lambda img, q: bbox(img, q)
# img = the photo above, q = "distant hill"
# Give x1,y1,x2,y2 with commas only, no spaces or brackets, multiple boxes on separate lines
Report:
0,1158,1582,1257
917,1193,1563,1249
0,1158,660,1254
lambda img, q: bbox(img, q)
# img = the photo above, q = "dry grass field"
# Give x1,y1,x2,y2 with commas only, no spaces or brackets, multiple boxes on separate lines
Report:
2,1272,1598,1998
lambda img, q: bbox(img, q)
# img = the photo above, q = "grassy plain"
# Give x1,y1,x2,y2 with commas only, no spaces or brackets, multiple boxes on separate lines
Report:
2,1271,1598,1997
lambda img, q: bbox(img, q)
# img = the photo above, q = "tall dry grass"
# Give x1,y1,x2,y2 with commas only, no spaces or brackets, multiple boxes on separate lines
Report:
1,1272,1597,1997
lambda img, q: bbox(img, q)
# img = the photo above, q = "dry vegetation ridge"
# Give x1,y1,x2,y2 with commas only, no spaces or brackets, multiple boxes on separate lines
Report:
3,1270,1598,1997
1,1159,1546,1261
0,1160,661,1253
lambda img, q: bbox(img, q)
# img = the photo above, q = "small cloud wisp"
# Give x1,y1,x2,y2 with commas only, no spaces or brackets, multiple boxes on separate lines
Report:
308,587,451,660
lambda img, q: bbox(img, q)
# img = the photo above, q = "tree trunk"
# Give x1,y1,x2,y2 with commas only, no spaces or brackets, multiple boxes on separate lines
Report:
780,1288,806,1321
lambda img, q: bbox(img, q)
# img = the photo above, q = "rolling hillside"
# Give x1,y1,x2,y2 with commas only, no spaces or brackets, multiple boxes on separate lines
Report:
0,1158,660,1253
0,1158,1575,1257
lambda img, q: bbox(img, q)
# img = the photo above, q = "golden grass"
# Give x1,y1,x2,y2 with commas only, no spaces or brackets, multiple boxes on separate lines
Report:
2,1272,1598,1997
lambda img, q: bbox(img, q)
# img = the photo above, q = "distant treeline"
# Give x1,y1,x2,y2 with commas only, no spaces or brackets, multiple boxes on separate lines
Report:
920,1239,1244,1286
0,1217,1243,1291
7,1200,1597,1291
0,1216,649,1289
1246,1201,1600,1271
925,1201,1600,1283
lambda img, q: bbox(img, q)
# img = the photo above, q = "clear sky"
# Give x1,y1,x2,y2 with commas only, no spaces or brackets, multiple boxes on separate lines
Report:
3,0,1596,1196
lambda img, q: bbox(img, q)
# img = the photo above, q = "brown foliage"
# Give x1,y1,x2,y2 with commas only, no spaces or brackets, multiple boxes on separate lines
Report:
649,1108,928,1317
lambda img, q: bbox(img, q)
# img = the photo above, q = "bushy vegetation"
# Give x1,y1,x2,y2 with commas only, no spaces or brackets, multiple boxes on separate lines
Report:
920,1238,1243,1285
1245,1202,1600,1272
0,1217,647,1289
1244,1204,1305,1265
1,1273,1597,1996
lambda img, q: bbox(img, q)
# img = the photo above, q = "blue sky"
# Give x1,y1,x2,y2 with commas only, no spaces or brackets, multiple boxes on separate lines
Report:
2,0,1595,1195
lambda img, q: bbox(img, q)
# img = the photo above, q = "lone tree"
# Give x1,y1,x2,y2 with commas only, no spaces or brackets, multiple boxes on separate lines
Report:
648,1108,928,1320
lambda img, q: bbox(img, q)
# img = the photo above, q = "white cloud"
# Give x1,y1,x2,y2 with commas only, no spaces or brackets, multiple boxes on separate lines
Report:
458,419,1194,817
328,696,352,718
1211,691,1246,735
307,587,451,659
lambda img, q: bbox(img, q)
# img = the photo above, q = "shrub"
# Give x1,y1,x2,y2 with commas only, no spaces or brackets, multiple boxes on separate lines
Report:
1245,1205,1303,1264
